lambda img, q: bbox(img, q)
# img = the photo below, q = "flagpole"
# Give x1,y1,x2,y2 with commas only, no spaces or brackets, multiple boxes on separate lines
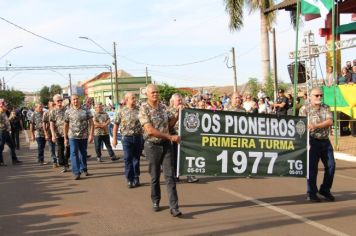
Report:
293,0,301,116
331,1,339,150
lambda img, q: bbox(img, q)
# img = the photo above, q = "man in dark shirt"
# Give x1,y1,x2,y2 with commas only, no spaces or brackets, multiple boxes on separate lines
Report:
273,89,288,115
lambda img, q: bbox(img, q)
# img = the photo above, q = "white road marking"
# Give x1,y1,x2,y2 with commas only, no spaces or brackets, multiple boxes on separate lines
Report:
219,187,349,236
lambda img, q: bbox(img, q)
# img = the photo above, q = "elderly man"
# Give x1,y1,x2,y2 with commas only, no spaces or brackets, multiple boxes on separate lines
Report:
169,93,198,183
224,92,246,112
50,94,70,173
30,103,47,165
299,87,335,202
44,100,57,167
139,84,182,217
112,92,143,188
64,94,94,180
93,102,117,162
0,100,21,166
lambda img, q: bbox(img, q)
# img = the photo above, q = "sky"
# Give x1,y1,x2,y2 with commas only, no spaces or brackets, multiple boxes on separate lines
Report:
0,0,354,92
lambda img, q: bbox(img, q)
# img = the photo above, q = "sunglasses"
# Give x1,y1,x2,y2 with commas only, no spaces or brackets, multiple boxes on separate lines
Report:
312,94,323,98
56,100,63,102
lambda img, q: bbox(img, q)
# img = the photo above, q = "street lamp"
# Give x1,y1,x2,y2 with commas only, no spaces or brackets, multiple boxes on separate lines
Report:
79,36,118,106
0,45,23,61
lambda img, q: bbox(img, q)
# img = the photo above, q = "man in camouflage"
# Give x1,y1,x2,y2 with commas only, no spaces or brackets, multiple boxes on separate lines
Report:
0,100,21,166
93,102,117,162
50,94,70,173
224,92,246,112
64,94,94,180
169,93,198,183
299,87,335,202
138,84,182,217
30,103,47,165
44,100,58,168
112,92,143,188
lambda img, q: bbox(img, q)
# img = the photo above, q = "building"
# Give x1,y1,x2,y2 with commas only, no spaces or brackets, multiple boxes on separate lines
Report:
82,70,151,106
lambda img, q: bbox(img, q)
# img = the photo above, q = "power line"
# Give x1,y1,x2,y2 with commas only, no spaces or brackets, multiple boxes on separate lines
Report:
0,16,107,55
120,52,228,67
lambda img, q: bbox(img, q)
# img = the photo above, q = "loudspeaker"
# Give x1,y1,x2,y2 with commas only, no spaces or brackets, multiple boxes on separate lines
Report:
287,61,307,84
337,111,351,136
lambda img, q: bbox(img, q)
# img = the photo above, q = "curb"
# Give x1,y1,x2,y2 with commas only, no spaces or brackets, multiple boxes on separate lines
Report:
334,152,356,162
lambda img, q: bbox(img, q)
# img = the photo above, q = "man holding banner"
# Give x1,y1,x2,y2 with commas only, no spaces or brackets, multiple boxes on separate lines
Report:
299,87,335,202
138,84,182,217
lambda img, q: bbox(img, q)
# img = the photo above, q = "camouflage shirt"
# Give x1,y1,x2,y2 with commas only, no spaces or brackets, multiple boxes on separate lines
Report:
139,102,173,143
167,106,181,134
299,103,333,139
0,111,11,132
64,106,93,139
49,107,66,138
30,111,45,138
224,104,246,112
93,111,110,136
43,110,52,138
115,106,142,136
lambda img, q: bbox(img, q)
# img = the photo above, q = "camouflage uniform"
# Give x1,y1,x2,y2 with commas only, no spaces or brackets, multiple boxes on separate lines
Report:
43,110,57,164
64,106,93,176
30,111,46,163
115,105,142,184
50,107,69,167
0,110,19,164
64,107,93,139
30,111,45,138
299,103,335,198
93,111,116,160
139,102,179,211
224,104,246,113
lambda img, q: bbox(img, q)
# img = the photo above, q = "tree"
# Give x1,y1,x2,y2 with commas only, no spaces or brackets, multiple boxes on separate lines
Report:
50,84,62,98
264,73,275,99
0,89,25,109
246,77,260,98
224,0,276,86
157,83,191,104
39,86,50,105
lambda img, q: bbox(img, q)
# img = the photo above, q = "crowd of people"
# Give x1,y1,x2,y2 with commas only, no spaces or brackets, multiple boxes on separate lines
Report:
328,59,356,85
0,80,338,218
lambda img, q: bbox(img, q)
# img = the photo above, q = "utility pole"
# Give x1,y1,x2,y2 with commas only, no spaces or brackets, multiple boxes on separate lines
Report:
145,67,148,85
272,28,278,101
69,73,73,96
113,42,119,106
2,77,5,90
231,47,237,92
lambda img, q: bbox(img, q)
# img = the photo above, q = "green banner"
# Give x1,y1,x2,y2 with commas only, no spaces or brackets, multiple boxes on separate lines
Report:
178,109,308,177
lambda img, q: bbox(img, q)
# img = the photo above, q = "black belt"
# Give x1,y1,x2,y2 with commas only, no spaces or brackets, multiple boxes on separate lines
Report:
310,136,329,142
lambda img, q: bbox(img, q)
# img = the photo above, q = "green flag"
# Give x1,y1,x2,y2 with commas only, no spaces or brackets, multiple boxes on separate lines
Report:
301,0,333,18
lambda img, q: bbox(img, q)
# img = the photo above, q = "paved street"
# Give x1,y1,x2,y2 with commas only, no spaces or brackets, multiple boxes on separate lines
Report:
0,131,356,236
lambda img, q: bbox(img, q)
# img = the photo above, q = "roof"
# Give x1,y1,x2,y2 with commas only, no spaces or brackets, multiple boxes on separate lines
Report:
82,69,133,86
264,0,296,14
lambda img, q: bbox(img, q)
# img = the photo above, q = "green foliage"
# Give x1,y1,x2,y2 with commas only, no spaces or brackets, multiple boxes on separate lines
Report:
50,84,62,97
246,77,260,98
278,81,289,92
157,83,191,104
0,89,25,109
264,73,275,99
39,86,50,105
39,84,63,105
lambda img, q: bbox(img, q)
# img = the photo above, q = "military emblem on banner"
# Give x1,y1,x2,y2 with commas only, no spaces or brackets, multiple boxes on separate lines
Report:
296,120,306,138
184,112,200,132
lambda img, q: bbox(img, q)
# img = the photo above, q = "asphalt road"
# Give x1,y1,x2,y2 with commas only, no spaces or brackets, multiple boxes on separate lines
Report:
0,131,355,236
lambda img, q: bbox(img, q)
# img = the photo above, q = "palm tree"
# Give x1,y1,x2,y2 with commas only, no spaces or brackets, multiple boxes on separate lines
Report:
224,0,276,87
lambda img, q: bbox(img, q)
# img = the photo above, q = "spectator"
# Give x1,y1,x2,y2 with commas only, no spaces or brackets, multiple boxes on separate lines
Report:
242,94,256,113
351,66,356,84
338,67,350,85
224,92,245,112
273,89,289,116
326,66,334,87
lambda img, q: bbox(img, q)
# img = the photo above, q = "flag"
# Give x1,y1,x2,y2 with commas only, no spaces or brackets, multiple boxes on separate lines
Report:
301,0,333,18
